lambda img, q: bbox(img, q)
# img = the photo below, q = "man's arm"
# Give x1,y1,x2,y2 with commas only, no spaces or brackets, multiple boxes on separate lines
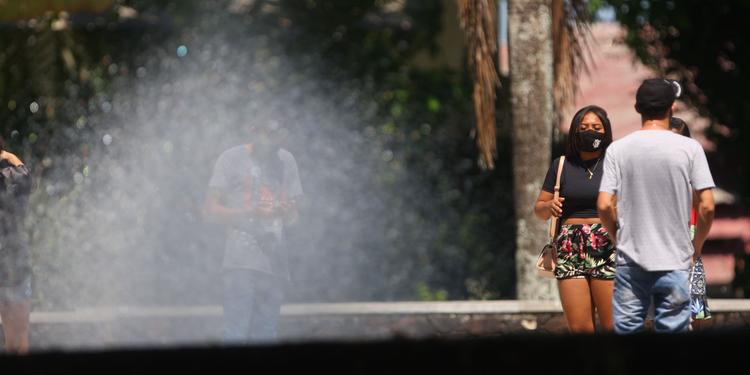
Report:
204,152,282,226
280,150,303,226
692,188,715,260
278,197,301,226
597,191,618,245
203,189,249,226
597,149,620,244
203,189,282,226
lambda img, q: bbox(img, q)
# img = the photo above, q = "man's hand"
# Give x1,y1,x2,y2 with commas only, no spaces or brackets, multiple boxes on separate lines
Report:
252,198,296,219
233,199,297,221
254,200,278,218
276,199,296,214
0,150,23,167
277,199,299,224
597,191,619,246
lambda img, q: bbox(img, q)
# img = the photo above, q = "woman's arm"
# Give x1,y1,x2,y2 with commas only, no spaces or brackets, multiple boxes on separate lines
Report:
0,150,24,167
534,190,564,220
0,150,31,195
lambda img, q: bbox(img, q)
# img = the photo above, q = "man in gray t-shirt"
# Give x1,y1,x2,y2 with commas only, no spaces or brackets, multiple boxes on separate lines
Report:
598,78,715,333
205,123,303,342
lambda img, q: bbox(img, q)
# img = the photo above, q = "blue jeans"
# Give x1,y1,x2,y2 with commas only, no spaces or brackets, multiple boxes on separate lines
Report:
222,268,284,344
613,265,690,333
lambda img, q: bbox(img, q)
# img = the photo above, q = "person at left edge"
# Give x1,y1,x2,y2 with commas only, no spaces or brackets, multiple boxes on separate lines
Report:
0,140,33,354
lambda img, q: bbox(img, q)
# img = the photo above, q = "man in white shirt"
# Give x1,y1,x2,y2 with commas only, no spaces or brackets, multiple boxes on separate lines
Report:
598,78,715,333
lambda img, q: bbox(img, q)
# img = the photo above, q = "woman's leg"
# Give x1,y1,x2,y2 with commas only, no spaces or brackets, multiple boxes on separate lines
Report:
558,278,595,333
0,300,31,354
590,278,615,332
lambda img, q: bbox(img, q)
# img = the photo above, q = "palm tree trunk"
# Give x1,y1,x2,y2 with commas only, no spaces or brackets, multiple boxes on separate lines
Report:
508,0,557,300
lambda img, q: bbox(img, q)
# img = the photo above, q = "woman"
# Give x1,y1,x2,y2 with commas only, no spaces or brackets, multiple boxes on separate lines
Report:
669,117,697,237
669,116,692,138
0,142,32,353
669,116,710,328
533,105,615,333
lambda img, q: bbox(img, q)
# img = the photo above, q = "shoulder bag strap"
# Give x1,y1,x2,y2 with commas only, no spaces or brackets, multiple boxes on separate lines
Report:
548,155,566,239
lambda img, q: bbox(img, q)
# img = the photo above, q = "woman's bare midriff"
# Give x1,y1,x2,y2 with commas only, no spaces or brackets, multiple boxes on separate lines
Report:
563,217,601,225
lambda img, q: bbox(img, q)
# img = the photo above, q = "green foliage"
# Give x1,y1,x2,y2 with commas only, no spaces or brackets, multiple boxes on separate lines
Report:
0,0,517,307
607,0,750,298
605,0,750,205
415,281,448,301
587,0,607,15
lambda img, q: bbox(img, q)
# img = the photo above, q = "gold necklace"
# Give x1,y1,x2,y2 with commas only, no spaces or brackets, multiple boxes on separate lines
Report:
586,158,600,180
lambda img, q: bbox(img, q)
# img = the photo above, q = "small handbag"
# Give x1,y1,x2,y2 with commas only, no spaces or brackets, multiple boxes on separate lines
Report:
689,256,712,320
536,156,565,278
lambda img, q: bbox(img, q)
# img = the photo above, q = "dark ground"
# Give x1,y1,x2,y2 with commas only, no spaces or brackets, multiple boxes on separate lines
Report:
0,330,746,374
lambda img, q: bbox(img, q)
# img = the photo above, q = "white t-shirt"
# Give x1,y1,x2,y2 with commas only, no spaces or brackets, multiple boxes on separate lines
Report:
599,130,714,271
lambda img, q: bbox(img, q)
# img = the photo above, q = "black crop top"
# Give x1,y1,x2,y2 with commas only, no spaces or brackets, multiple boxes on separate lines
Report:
542,156,603,219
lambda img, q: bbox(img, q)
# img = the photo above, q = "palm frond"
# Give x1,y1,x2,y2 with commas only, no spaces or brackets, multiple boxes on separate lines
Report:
458,0,500,170
552,0,593,120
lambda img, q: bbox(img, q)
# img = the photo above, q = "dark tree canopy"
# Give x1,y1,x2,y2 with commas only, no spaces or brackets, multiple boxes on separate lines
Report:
606,0,750,204
0,1,517,307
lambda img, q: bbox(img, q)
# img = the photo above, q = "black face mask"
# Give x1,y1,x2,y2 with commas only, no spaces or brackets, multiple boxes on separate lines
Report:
577,131,605,152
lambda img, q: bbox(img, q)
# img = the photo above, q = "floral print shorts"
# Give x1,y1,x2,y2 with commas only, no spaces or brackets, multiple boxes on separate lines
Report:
554,223,616,280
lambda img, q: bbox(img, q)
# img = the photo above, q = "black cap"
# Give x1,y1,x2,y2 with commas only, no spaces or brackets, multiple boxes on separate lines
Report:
635,78,682,113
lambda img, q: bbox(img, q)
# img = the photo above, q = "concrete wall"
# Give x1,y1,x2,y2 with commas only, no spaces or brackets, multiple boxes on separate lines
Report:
17,300,750,350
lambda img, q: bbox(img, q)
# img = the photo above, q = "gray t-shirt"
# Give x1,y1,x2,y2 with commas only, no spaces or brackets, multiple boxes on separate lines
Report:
599,130,714,271
209,145,303,275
